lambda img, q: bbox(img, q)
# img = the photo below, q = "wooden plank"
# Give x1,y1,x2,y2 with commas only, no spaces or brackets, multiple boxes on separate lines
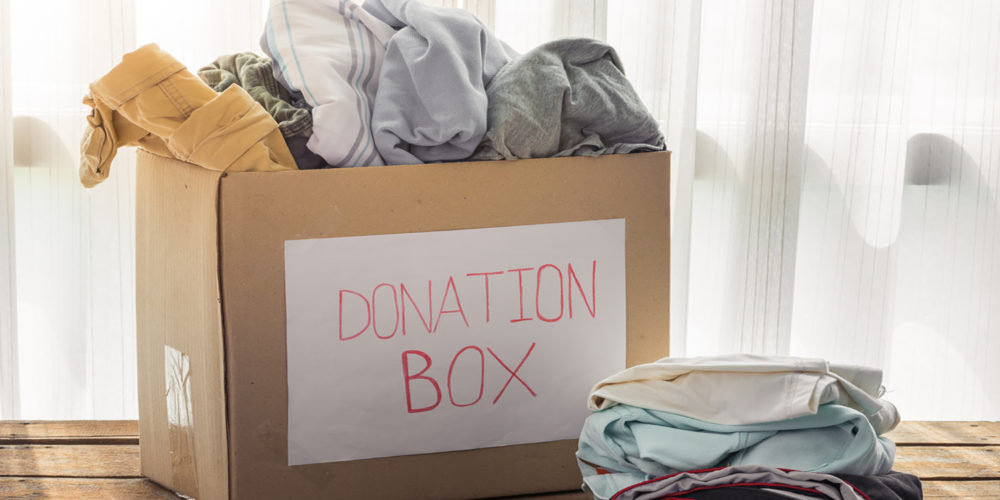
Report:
0,477,182,499
888,421,1000,446
0,436,137,446
0,421,138,439
0,445,140,477
894,446,1000,479
923,480,1000,498
0,421,138,445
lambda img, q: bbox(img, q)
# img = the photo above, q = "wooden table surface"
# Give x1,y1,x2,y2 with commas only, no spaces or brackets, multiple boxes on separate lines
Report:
0,421,997,499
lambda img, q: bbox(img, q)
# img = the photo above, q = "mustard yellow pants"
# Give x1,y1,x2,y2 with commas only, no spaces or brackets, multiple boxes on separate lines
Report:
80,44,296,188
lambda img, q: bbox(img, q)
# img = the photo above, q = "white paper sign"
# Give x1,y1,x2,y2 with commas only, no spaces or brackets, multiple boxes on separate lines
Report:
284,219,626,466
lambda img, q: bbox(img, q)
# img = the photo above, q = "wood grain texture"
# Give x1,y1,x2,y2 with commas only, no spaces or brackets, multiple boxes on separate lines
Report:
0,477,181,499
0,477,181,500
895,446,1000,479
0,445,140,478
923,480,1000,498
0,421,137,439
1,419,998,498
888,421,1000,445
0,420,137,445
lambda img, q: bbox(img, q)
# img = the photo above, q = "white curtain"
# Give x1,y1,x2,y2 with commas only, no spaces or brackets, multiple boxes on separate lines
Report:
684,0,1000,420
4,0,265,420
2,0,998,421
793,0,1000,419
1,0,20,420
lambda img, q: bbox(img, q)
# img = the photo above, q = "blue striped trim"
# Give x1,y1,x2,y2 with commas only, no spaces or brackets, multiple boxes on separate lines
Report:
335,0,366,165
345,3,377,165
280,0,319,104
265,19,292,91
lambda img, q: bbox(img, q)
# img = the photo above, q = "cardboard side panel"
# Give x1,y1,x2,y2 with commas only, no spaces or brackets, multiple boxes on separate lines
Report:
135,150,229,500
219,151,670,499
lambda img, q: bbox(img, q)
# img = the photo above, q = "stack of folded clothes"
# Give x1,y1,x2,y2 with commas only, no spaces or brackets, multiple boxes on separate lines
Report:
577,355,922,500
79,0,666,186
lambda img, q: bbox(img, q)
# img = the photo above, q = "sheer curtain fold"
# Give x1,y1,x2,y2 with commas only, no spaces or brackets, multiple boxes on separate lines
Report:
604,0,701,358
684,0,1000,419
685,0,812,357
3,0,999,421
6,0,266,420
790,0,1000,420
1,0,21,420
10,0,139,419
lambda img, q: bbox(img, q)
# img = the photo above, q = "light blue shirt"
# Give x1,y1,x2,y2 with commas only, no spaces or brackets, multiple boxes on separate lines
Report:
577,403,896,500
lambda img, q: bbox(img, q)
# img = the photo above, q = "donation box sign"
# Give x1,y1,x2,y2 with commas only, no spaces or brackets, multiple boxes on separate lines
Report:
284,219,627,466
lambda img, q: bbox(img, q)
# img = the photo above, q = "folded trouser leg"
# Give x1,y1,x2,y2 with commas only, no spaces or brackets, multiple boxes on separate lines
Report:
80,94,171,188
166,84,299,174
79,43,296,188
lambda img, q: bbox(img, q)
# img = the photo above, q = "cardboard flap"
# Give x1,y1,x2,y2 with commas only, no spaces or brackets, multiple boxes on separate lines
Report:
135,149,229,500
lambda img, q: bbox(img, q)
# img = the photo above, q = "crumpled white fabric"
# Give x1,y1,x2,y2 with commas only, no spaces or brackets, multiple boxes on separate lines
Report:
589,354,900,435
262,0,395,167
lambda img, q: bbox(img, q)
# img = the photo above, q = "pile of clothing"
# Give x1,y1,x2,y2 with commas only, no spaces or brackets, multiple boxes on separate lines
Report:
79,0,664,187
577,355,923,500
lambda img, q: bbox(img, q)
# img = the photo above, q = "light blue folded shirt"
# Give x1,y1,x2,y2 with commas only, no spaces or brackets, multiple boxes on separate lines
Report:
577,403,896,500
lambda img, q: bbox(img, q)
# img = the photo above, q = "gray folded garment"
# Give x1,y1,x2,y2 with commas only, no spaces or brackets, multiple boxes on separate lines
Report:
613,465,869,500
363,0,519,165
471,38,665,161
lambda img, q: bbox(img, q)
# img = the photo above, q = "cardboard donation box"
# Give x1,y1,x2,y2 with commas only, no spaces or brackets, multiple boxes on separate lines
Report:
135,149,670,499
